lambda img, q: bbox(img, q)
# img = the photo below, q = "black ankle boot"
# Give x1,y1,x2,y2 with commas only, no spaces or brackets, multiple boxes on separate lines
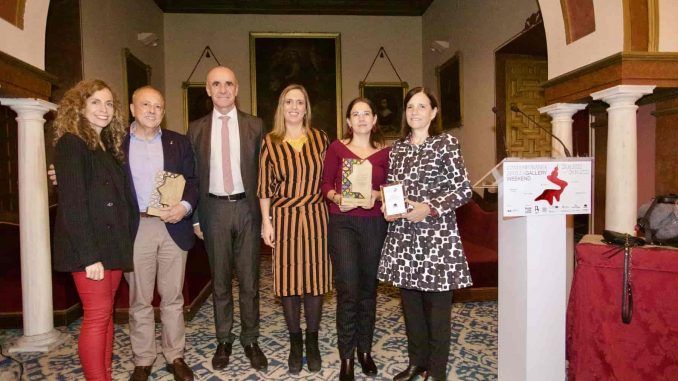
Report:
288,332,303,374
357,352,377,376
339,358,354,381
305,330,321,372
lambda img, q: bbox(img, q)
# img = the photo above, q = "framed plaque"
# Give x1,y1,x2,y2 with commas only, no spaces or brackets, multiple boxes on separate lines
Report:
341,158,372,208
146,171,186,216
381,182,407,217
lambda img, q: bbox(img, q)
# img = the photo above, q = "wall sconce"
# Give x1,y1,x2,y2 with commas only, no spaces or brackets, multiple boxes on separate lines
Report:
138,32,159,47
430,40,450,53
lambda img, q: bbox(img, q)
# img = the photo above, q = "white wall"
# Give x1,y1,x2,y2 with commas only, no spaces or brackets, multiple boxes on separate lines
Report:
659,0,678,52
422,0,539,183
163,13,422,133
0,0,50,69
80,0,165,111
539,0,624,79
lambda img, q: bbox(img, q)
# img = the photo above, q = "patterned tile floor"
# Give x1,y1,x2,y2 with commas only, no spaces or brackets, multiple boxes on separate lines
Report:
1,257,497,380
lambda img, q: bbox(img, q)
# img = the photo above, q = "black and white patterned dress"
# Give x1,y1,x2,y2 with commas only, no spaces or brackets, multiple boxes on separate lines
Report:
377,133,473,292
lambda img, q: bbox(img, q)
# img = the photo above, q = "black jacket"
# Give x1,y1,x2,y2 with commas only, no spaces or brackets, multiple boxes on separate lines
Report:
52,133,134,272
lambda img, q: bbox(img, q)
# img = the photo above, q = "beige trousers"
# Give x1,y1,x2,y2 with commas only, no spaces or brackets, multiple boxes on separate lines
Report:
125,216,188,366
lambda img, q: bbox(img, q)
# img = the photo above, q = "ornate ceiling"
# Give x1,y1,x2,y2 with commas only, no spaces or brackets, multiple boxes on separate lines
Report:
152,0,434,16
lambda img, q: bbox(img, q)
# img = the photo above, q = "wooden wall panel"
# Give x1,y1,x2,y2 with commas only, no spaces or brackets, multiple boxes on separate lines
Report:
0,0,25,29
505,57,550,158
560,0,595,44
655,96,678,195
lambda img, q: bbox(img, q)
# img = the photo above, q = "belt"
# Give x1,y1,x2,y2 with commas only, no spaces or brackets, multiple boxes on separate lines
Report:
208,192,246,201
139,212,159,218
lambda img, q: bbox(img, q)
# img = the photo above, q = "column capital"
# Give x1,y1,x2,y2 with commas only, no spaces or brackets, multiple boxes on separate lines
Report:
0,98,56,117
590,85,655,106
539,103,587,120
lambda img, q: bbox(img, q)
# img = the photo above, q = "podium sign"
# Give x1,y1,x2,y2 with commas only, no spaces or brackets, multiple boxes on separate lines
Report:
502,158,592,217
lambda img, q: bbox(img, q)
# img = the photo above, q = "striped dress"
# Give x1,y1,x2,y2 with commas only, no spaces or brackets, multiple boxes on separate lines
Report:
257,128,332,297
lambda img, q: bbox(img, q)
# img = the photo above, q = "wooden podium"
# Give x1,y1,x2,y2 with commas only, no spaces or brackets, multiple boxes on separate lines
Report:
475,158,592,380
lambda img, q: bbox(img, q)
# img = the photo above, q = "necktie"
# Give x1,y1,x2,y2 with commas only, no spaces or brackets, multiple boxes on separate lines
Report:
220,115,234,194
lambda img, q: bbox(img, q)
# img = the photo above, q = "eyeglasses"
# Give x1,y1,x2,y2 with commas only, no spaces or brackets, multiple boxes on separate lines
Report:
350,111,373,118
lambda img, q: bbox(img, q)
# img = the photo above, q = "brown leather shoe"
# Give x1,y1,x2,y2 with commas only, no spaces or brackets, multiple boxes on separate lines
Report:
129,366,152,381
244,342,268,371
166,358,194,381
212,342,232,370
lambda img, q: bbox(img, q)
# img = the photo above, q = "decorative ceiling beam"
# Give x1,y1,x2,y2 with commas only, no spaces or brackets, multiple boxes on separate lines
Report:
152,0,434,16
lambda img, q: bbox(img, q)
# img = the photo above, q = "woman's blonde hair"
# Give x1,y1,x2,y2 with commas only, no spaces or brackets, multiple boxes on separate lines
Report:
269,84,312,144
53,79,127,163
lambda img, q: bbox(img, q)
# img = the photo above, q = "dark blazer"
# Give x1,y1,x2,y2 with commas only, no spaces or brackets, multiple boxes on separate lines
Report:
53,133,135,273
123,129,199,251
187,110,264,224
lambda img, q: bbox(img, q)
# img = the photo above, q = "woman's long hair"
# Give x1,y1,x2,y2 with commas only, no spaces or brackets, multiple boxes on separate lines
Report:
52,79,127,163
344,97,384,148
400,87,442,140
269,84,312,144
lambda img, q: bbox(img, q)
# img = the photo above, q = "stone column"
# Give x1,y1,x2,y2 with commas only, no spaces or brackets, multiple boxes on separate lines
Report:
0,98,68,353
538,103,587,157
538,103,587,300
591,85,655,234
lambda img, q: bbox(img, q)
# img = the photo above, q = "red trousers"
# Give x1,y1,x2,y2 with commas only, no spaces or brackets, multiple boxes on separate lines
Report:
72,270,122,381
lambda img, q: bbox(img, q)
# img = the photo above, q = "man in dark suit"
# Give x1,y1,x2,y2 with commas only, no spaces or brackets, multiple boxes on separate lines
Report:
187,66,267,371
124,86,198,381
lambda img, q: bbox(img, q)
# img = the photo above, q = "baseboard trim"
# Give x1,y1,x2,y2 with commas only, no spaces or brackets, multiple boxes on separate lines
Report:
0,303,83,329
453,287,498,303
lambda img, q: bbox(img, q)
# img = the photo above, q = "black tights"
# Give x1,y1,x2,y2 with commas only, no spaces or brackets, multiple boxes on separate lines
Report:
281,294,324,333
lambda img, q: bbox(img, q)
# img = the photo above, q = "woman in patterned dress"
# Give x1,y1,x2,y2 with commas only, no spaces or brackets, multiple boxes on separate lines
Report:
377,87,473,381
321,98,390,381
257,84,331,374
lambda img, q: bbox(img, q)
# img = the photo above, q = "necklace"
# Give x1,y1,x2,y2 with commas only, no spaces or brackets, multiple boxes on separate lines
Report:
284,134,308,151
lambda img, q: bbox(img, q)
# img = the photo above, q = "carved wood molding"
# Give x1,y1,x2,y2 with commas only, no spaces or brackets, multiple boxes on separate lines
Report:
544,51,678,104
0,50,56,99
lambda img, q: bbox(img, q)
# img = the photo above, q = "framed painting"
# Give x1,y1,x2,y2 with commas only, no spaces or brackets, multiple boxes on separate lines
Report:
250,32,342,140
182,82,212,133
122,48,151,124
436,52,463,129
359,82,409,139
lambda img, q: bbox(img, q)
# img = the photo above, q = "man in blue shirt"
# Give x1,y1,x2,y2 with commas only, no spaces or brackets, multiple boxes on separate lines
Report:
124,86,198,381
49,86,198,380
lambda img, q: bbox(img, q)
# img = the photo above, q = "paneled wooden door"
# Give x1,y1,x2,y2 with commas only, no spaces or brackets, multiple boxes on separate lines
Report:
505,57,549,157
0,106,18,222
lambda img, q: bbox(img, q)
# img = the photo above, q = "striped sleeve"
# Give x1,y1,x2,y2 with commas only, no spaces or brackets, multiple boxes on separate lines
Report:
257,137,278,198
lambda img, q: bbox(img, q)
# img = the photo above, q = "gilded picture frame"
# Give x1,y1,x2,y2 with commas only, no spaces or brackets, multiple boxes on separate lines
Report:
436,52,463,129
359,81,409,139
250,32,342,141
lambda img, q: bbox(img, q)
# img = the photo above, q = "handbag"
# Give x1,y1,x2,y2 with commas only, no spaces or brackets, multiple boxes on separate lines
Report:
602,230,644,324
637,194,678,247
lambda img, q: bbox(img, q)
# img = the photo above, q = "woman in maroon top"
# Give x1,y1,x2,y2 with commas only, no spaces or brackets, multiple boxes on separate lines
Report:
321,98,390,381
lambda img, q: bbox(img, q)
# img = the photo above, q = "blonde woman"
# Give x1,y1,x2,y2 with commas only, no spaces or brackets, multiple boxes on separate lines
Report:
258,84,331,374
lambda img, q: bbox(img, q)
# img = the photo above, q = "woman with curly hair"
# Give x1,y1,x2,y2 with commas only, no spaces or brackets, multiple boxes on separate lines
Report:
52,79,134,381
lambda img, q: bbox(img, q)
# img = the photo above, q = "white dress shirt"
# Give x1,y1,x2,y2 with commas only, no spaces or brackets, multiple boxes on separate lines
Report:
209,107,245,195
